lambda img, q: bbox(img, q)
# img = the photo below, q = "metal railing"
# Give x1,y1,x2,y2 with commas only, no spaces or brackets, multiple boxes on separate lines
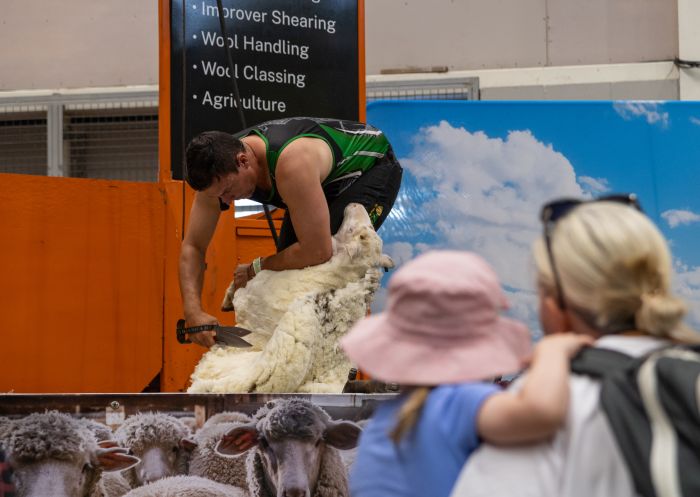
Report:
0,76,479,185
0,87,159,182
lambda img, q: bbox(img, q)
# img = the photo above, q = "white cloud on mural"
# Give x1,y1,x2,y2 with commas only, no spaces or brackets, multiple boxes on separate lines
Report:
387,122,589,331
662,209,700,228
673,261,700,326
690,117,700,126
387,120,700,332
613,101,669,127
578,176,610,194
398,122,584,294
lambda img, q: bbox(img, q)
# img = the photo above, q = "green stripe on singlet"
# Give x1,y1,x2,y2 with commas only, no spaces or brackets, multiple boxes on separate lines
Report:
319,124,390,180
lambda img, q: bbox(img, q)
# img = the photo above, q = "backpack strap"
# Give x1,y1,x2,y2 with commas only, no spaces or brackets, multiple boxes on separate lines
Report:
634,348,700,497
577,345,700,497
570,346,635,378
571,346,657,496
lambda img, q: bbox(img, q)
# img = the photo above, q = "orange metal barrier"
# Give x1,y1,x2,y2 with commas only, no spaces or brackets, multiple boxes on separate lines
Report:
0,174,165,392
0,173,280,393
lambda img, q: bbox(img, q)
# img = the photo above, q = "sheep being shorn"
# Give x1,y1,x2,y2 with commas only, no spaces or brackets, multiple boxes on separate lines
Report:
5,411,139,497
121,475,246,497
189,203,393,393
216,399,362,497
114,413,194,489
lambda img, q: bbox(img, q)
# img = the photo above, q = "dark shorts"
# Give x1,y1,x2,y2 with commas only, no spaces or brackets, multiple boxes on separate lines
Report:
276,147,403,251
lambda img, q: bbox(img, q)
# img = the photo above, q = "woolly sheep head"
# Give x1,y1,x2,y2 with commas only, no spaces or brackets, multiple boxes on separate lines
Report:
6,411,139,497
215,399,361,497
332,203,393,269
78,418,113,443
114,413,195,487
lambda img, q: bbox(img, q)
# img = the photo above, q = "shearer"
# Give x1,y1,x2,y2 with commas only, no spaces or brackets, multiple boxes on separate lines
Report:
179,117,403,348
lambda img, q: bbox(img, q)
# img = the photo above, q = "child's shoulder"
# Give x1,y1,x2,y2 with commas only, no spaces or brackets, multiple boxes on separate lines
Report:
436,381,501,395
429,382,501,409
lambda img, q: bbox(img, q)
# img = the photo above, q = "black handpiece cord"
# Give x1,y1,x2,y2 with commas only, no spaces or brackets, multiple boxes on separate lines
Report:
214,0,279,247
181,0,187,240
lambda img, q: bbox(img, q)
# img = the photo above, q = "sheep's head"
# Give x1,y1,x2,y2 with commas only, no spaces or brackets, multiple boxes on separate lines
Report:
78,418,113,443
332,203,391,268
7,412,139,497
215,399,361,497
114,412,195,487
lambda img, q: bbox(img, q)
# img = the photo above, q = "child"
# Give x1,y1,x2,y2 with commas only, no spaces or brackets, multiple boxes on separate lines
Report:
340,251,591,497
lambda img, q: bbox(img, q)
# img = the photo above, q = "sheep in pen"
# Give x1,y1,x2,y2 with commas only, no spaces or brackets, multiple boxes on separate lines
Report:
188,203,394,393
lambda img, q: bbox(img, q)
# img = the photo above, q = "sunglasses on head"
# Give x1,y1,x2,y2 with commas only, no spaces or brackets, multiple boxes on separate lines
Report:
540,193,643,310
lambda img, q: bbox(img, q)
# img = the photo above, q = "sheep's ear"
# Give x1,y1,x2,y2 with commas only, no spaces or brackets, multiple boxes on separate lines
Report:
216,425,259,456
379,254,395,269
323,420,362,450
95,447,141,472
97,440,119,449
180,437,197,451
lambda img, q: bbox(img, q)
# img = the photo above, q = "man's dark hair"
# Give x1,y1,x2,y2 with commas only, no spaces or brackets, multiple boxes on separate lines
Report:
185,131,246,191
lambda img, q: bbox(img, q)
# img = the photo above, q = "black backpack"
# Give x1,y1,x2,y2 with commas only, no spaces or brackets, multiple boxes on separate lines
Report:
570,345,700,497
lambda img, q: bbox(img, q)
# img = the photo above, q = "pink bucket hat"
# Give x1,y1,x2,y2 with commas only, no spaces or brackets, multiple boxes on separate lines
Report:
341,251,532,385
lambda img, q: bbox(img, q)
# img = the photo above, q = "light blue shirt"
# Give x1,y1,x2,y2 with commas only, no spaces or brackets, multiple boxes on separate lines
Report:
350,382,500,497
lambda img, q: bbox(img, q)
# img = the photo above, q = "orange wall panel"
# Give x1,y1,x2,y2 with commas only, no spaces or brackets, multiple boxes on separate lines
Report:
0,174,164,393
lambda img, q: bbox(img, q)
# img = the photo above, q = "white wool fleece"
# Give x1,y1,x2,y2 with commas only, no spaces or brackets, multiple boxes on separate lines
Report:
188,212,392,394
189,293,322,393
121,475,246,497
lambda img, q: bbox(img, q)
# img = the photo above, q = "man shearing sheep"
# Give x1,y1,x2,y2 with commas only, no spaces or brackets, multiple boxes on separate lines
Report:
179,117,403,348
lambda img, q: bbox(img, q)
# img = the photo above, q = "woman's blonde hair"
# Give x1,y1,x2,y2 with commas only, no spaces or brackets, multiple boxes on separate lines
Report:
389,387,433,443
533,201,698,343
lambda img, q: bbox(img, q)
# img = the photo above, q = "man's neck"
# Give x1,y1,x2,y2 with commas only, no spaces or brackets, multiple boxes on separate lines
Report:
242,135,272,191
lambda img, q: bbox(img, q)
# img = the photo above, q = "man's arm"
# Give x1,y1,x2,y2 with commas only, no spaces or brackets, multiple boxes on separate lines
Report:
265,143,333,270
179,192,221,347
234,138,333,290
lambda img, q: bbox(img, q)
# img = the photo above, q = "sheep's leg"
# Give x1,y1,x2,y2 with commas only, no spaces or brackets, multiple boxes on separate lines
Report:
362,267,384,305
380,253,395,269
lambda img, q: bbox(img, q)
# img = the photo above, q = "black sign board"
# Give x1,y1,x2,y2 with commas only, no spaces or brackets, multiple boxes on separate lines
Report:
170,0,361,179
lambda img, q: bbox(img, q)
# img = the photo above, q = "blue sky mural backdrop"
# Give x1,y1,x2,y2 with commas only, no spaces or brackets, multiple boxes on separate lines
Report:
367,100,700,338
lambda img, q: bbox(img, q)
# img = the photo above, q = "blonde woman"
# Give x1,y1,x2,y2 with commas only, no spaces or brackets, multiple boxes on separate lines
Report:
451,194,700,497
340,250,591,497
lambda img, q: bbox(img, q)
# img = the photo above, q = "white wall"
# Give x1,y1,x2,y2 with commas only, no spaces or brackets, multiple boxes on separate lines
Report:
365,0,677,74
0,0,687,98
0,1,158,91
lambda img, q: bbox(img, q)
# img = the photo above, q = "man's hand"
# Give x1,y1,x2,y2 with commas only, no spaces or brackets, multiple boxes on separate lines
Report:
184,311,219,348
234,263,254,290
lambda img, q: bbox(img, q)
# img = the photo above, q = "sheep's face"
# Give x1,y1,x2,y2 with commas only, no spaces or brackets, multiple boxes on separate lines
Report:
216,403,362,497
114,413,194,486
333,204,382,262
7,413,139,497
11,458,95,497
9,441,139,497
130,442,185,486
258,437,323,497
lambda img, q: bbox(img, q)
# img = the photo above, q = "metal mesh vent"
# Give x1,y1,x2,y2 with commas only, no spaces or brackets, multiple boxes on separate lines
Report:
65,111,159,182
0,115,48,175
368,87,473,101
366,77,479,102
